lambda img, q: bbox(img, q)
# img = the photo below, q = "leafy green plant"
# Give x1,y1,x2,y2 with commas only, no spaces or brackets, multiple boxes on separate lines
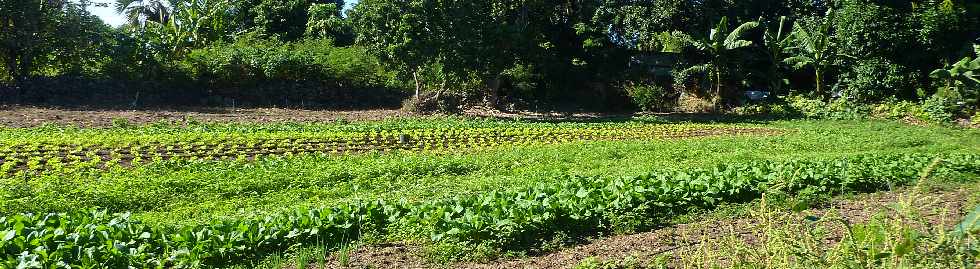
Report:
784,14,836,99
922,93,958,124
624,82,672,112
2,153,977,267
930,50,980,112
682,17,759,106
762,16,792,95
841,57,917,102
787,96,868,120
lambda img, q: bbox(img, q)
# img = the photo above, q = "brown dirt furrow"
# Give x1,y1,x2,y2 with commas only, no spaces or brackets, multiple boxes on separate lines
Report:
0,106,408,128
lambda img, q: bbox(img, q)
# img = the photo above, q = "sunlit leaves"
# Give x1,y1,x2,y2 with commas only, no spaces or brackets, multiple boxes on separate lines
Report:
2,153,976,267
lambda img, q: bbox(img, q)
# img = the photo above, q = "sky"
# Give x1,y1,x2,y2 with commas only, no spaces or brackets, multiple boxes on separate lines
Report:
88,0,127,27
88,0,359,27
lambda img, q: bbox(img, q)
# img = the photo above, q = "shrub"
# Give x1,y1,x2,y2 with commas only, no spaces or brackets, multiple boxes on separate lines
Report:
624,82,672,112
181,33,405,108
839,58,918,102
730,102,795,117
787,96,869,120
501,63,542,100
401,91,463,114
922,93,957,124
871,100,927,120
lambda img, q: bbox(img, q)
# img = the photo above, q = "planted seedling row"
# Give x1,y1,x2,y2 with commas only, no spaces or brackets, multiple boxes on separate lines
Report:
0,126,779,175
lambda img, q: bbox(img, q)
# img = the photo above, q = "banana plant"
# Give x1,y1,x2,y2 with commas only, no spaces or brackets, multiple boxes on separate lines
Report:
148,0,230,57
682,17,759,105
763,16,791,94
929,51,980,108
784,12,836,100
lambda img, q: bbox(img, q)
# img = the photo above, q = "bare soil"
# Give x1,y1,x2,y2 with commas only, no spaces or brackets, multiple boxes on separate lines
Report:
0,105,409,128
308,186,977,269
0,105,637,128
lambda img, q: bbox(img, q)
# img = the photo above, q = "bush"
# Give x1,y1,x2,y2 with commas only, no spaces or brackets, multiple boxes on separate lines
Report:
839,58,918,102
624,82,672,112
501,63,542,101
730,102,795,117
922,93,957,124
871,100,927,121
972,111,980,127
787,96,869,120
181,33,405,108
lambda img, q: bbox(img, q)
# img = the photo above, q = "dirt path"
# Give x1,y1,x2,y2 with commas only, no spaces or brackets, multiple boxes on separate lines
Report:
311,186,977,269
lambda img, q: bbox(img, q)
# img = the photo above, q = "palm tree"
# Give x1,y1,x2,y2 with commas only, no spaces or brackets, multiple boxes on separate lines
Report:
114,0,171,27
683,17,759,105
784,13,835,100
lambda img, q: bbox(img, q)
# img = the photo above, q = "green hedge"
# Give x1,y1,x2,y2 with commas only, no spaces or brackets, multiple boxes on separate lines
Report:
2,154,978,268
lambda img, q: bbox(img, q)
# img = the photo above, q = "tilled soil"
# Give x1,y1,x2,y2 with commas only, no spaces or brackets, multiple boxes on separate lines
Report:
0,106,408,128
0,106,630,128
310,187,976,269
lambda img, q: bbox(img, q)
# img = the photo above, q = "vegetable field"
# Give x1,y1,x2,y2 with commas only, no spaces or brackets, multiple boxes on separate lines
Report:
0,124,776,175
0,117,978,268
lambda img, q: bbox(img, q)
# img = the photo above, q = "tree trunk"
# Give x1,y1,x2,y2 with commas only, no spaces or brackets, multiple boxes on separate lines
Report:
486,75,501,109
18,52,32,83
412,68,422,100
2,51,16,84
714,66,723,106
815,69,823,100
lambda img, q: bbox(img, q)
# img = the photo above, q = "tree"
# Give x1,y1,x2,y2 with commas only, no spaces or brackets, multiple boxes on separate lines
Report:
114,0,172,26
784,13,836,99
682,17,759,105
118,0,231,58
0,0,49,84
349,0,438,99
1,0,109,85
252,0,344,40
916,0,974,63
306,2,352,45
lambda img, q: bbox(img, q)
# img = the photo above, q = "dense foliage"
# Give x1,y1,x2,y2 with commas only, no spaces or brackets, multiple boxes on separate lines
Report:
2,153,977,268
1,0,976,114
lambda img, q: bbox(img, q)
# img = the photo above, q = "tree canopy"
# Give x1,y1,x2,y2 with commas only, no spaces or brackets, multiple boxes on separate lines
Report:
1,0,977,113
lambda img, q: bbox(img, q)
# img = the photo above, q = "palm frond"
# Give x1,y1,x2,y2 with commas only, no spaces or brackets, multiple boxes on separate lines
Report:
709,17,728,42
726,40,752,50
783,56,813,70
725,21,758,46
683,63,714,74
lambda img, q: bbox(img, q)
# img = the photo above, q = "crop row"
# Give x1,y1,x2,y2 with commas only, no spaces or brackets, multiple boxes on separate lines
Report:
2,153,977,268
0,126,778,175
0,123,750,148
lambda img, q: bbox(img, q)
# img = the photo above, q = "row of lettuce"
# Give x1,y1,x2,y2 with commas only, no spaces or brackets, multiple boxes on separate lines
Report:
0,119,731,146
0,124,753,152
1,125,772,176
2,153,979,268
